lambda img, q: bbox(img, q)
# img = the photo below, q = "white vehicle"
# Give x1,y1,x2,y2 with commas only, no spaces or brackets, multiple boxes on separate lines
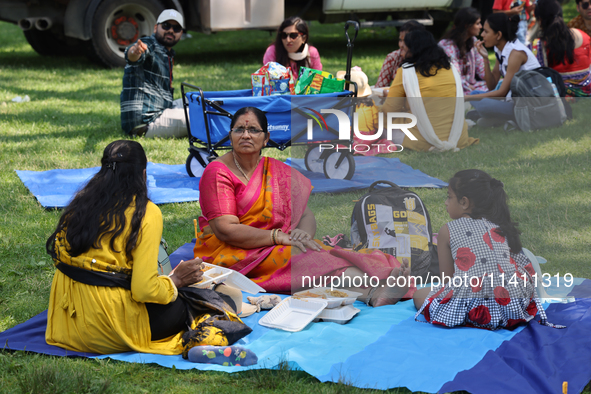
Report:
0,0,472,68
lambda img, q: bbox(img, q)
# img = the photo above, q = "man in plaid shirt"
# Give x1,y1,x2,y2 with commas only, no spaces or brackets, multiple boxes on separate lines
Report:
568,0,591,38
120,9,186,138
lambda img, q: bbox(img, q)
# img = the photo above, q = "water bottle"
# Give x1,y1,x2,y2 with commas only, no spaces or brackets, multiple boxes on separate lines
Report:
546,76,566,120
546,77,560,98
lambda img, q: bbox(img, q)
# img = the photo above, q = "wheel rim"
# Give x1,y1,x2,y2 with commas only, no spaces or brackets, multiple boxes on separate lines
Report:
103,4,156,61
305,146,324,173
324,152,352,179
188,151,209,177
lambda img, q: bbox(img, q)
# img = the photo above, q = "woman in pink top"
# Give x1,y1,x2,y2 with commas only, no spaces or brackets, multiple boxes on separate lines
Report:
263,16,322,79
438,7,489,95
532,0,591,97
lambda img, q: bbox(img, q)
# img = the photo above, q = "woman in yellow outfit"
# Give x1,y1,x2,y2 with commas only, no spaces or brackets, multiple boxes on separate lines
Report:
46,140,250,356
381,29,479,152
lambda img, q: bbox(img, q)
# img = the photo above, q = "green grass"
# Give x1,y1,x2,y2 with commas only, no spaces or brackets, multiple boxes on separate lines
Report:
1,2,590,391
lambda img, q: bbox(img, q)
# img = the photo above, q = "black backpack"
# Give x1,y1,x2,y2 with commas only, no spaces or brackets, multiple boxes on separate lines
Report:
510,68,570,132
350,181,438,281
533,67,567,97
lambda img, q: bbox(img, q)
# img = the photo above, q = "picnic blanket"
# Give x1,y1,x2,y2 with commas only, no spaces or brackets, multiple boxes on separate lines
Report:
1,241,590,393
15,162,200,209
1,289,590,393
288,156,447,193
15,157,446,209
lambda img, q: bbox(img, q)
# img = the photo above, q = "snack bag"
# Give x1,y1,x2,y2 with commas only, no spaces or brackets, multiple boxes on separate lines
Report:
295,67,345,95
307,73,325,94
251,73,270,96
251,62,295,96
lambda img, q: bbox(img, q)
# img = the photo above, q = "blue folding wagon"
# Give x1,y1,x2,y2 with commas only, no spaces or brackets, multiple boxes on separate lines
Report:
180,21,361,180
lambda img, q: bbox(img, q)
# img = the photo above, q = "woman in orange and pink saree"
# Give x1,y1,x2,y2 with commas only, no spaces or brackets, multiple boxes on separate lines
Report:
194,107,414,306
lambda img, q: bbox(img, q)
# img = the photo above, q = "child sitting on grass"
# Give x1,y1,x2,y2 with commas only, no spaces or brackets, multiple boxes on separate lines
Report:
413,169,563,329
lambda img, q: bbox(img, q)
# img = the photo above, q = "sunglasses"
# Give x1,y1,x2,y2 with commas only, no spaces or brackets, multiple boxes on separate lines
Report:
582,1,591,9
160,22,182,33
281,32,303,40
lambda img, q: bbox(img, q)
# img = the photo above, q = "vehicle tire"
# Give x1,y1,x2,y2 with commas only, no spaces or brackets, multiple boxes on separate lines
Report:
304,145,326,173
24,27,86,57
90,0,164,68
186,149,212,178
323,151,356,180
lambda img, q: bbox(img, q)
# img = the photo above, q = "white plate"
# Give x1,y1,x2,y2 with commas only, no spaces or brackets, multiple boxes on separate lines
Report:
313,305,360,324
293,287,363,308
259,297,328,332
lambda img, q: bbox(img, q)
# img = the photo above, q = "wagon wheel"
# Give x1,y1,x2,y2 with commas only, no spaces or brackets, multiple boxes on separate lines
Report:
323,151,356,180
186,149,213,178
304,145,326,173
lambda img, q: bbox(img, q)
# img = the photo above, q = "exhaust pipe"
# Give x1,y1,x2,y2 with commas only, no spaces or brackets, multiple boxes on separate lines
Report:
18,18,36,31
35,17,53,31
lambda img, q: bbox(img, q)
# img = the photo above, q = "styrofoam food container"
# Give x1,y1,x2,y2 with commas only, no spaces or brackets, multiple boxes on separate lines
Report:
259,297,328,332
190,263,232,289
224,269,266,294
191,263,265,294
293,287,363,308
313,305,360,324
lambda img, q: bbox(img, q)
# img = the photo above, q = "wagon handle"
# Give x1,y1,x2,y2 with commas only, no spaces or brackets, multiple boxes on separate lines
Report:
344,20,359,88
181,82,204,141
344,20,359,47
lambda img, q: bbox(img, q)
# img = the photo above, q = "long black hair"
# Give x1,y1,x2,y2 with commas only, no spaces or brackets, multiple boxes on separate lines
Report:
273,16,310,75
449,169,522,253
46,140,149,261
403,29,451,77
535,0,575,66
485,12,520,43
443,7,482,58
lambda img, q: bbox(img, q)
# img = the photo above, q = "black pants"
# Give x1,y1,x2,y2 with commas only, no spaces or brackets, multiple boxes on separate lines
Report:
146,292,237,341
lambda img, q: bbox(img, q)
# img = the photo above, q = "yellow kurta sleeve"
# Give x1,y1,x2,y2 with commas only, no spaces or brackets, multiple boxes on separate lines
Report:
130,202,177,304
380,70,407,114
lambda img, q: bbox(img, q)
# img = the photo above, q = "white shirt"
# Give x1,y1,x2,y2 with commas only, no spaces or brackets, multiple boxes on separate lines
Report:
495,39,540,77
494,40,540,98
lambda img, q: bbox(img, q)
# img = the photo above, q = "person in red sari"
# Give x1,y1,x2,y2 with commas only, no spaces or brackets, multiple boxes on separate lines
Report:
194,107,414,306
532,0,591,97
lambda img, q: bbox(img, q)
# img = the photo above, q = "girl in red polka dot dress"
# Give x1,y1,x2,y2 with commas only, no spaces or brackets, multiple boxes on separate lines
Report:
413,169,563,329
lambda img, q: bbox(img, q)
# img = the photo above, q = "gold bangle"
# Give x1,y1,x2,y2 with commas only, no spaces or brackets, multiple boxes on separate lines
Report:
275,229,281,245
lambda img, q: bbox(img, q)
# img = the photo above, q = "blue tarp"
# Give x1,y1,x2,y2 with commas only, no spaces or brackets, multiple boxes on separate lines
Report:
15,157,446,209
1,240,590,393
288,156,447,193
15,162,199,209
1,289,589,393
